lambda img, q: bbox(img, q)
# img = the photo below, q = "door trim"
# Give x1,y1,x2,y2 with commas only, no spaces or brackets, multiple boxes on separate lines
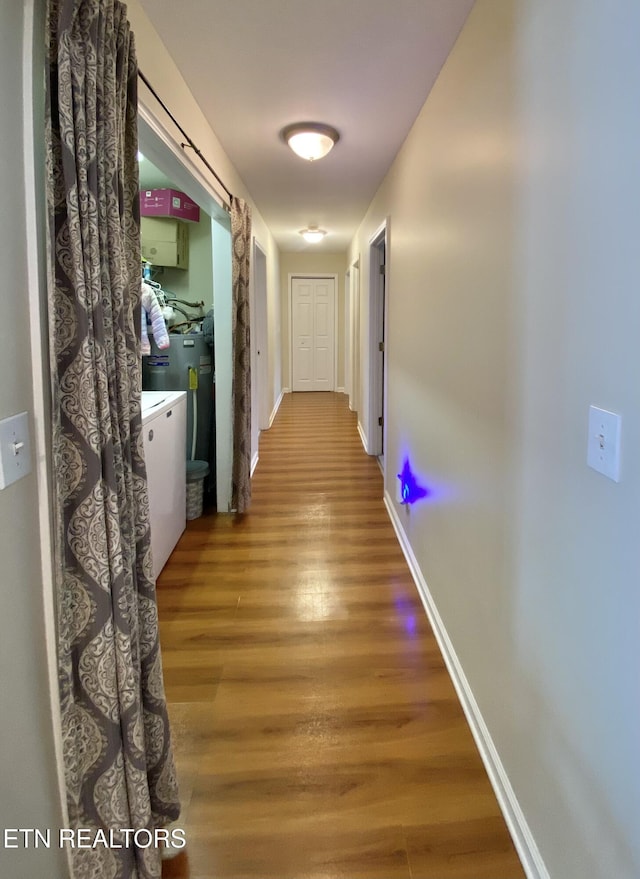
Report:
139,98,234,513
368,219,389,461
252,238,269,432
24,0,71,854
344,268,351,401
288,273,338,392
349,257,360,414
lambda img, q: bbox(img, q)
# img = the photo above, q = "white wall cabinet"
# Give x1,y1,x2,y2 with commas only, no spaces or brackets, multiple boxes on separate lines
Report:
141,390,186,580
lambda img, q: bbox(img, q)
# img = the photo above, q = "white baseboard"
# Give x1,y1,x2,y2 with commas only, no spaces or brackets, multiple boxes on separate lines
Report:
383,490,549,879
282,387,291,394
269,390,284,427
357,421,368,453
336,386,345,394
250,451,259,477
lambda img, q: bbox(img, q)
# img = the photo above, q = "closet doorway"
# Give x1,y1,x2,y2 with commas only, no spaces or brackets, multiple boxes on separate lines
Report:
138,113,234,513
290,275,337,392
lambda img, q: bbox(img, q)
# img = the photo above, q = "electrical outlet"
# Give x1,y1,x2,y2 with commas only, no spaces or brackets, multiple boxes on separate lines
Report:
587,406,621,482
0,411,32,489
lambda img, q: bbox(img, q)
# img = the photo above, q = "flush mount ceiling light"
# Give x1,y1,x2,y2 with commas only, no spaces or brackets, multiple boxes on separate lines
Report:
300,227,327,244
282,122,340,161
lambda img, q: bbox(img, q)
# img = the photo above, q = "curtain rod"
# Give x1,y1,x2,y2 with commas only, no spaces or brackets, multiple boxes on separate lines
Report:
137,69,234,207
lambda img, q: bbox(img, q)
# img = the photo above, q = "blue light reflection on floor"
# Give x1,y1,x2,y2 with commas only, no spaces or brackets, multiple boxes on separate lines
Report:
394,594,418,638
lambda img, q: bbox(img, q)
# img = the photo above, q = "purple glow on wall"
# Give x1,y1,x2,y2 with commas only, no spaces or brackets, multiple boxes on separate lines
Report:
397,458,429,504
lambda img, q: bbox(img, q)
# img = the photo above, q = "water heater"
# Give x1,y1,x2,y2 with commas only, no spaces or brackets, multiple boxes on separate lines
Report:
142,333,214,483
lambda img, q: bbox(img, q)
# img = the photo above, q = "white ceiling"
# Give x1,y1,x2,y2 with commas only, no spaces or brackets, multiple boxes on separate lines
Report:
138,0,475,252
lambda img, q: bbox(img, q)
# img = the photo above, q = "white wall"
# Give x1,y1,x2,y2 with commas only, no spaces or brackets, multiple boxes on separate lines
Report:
348,1,640,877
0,2,67,876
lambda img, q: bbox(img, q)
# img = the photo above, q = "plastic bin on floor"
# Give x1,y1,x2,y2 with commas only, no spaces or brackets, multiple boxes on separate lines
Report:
186,460,209,520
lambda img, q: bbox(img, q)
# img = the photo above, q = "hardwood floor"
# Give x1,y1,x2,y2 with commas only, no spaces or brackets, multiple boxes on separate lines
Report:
156,392,525,879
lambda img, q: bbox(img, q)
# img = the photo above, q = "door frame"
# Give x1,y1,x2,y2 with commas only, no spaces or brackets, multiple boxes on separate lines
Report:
252,238,269,433
344,267,351,400
349,258,360,414
288,273,338,392
368,219,389,460
139,107,235,513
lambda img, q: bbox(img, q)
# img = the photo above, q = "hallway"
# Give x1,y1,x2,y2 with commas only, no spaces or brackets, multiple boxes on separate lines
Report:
156,392,525,879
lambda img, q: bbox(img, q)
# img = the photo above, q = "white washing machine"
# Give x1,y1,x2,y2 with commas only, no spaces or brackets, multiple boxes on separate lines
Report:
141,390,187,580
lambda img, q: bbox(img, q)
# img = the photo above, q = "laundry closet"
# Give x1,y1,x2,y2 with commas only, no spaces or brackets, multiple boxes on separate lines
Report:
137,144,235,577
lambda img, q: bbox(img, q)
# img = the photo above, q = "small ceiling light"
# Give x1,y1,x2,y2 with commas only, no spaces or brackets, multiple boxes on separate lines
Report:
282,123,340,161
300,227,327,244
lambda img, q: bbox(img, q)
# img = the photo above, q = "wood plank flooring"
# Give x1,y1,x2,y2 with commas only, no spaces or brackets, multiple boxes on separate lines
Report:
156,391,525,879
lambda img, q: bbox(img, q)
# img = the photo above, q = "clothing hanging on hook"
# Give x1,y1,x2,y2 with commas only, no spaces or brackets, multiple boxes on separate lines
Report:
140,280,170,354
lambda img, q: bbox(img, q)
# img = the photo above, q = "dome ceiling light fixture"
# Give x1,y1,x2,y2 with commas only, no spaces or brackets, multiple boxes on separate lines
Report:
300,227,327,244
282,122,340,161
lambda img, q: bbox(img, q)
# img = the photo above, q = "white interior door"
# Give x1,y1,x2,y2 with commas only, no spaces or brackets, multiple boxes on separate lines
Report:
292,277,335,391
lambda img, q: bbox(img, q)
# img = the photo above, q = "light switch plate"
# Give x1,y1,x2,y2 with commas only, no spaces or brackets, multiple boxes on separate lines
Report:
0,411,32,489
587,406,621,482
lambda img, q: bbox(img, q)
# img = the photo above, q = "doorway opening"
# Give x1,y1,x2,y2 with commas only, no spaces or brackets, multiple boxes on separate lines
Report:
368,221,388,465
138,112,234,513
348,259,360,415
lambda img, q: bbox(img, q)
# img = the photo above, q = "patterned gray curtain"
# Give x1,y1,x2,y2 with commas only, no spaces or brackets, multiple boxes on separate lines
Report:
230,197,252,513
45,2,180,877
